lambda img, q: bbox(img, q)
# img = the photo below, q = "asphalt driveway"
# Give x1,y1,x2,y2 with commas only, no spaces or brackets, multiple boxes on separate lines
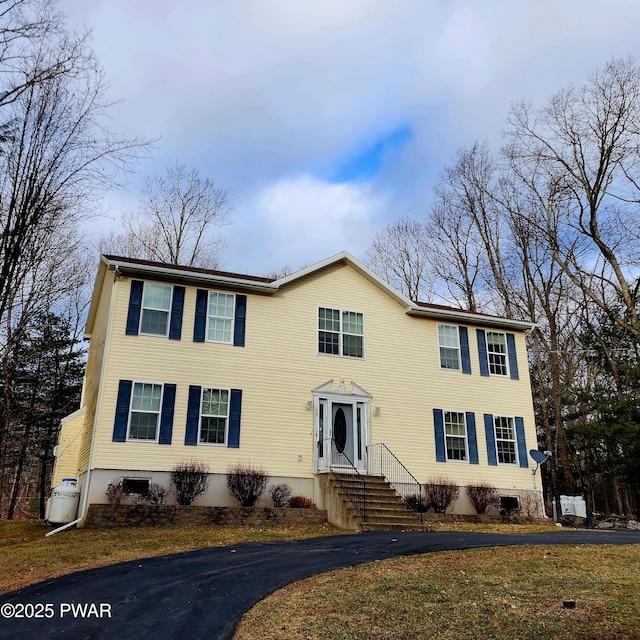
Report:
1,529,639,639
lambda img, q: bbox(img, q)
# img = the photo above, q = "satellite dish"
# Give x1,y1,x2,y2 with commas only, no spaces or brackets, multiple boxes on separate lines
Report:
529,449,548,464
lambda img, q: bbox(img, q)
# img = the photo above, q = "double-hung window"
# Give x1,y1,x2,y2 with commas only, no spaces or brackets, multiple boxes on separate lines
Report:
140,283,172,336
486,331,508,376
199,388,230,445
438,325,461,370
318,308,364,358
128,382,163,441
494,415,517,464
444,411,467,461
207,292,235,343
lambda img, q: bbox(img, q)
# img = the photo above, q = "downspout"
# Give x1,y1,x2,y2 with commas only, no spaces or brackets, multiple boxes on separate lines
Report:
46,266,119,537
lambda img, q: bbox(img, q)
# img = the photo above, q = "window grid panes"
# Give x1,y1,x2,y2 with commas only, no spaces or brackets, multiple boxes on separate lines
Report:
342,311,364,358
487,331,508,376
494,416,517,464
140,283,172,336
200,388,229,444
438,324,460,370
444,411,467,461
318,308,364,358
207,292,234,343
129,382,162,440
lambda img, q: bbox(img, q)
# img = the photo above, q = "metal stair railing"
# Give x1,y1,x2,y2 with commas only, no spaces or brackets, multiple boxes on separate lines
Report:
366,443,423,523
326,438,367,523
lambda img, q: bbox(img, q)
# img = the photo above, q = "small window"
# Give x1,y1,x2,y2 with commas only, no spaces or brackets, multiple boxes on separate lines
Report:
122,478,150,495
500,495,520,516
140,283,172,336
494,416,517,464
318,308,364,358
128,382,162,441
438,325,460,370
199,388,230,444
207,292,235,343
486,331,508,376
444,411,467,461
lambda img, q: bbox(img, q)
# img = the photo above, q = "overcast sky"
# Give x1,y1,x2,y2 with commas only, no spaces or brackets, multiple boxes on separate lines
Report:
60,0,640,276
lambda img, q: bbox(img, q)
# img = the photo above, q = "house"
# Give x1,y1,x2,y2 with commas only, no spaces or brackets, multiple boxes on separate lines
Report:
51,251,541,528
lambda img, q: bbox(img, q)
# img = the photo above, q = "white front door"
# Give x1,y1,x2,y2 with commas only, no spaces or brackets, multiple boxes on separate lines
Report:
316,398,367,471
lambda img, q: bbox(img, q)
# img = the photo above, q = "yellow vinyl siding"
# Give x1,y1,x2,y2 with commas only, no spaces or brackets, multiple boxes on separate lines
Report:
51,409,85,487
87,263,537,494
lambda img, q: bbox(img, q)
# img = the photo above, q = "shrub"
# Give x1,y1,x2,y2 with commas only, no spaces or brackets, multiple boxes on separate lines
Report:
136,482,169,505
465,483,499,514
405,493,430,513
424,477,459,513
269,483,292,508
170,460,210,506
226,464,270,507
288,495,316,509
106,479,128,506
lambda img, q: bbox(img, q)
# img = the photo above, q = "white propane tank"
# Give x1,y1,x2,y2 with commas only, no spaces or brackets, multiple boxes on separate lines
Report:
47,478,81,524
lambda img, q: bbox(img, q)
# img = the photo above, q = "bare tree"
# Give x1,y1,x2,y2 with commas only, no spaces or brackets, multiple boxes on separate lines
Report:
366,216,433,301
0,1,146,514
504,57,640,341
103,162,230,269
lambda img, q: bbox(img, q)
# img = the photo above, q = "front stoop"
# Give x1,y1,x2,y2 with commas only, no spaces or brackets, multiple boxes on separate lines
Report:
328,473,425,531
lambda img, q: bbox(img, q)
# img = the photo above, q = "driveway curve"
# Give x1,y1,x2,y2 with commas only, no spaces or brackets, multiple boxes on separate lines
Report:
1,529,639,639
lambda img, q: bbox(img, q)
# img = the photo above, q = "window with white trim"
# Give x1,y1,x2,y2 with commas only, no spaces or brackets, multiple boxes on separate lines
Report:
444,411,467,461
494,415,517,464
140,283,172,336
128,382,163,440
199,387,230,444
207,292,235,343
318,308,364,358
486,331,508,376
438,324,461,370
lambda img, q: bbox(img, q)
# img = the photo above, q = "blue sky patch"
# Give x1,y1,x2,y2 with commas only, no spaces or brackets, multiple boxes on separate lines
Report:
331,125,413,183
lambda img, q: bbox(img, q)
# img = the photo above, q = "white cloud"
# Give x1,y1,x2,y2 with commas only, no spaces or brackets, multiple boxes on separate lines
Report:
224,175,388,274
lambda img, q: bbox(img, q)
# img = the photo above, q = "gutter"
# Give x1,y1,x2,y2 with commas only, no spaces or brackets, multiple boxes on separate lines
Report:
46,259,119,537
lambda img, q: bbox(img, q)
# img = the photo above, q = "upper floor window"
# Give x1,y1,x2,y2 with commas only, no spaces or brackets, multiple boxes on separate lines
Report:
438,324,460,370
140,283,172,336
444,411,467,461
194,290,246,347
494,415,517,464
207,292,235,343
126,280,184,340
486,331,508,376
318,307,364,358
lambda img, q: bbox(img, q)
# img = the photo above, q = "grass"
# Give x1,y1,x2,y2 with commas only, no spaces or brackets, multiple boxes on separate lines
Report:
3,519,637,639
0,520,342,595
234,544,640,640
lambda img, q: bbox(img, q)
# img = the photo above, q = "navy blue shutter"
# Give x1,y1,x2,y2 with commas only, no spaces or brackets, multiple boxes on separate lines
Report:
168,287,185,340
515,417,528,468
185,385,201,446
506,333,519,380
227,389,242,448
193,290,208,342
484,413,497,466
477,329,489,376
125,281,144,335
466,412,479,464
233,295,247,347
158,384,176,444
433,408,446,462
113,380,132,442
459,327,471,374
